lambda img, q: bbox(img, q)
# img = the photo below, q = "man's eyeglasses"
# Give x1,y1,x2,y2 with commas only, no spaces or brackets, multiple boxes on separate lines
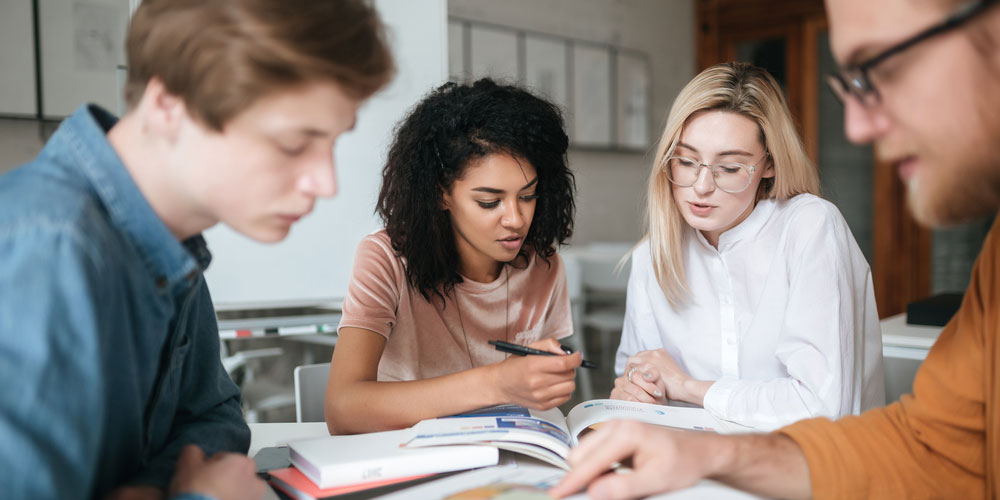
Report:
663,154,767,194
827,0,996,108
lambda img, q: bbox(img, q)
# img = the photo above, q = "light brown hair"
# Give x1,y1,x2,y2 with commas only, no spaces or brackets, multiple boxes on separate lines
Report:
124,0,395,130
643,62,820,306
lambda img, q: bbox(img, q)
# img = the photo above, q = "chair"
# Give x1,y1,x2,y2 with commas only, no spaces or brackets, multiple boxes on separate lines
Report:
561,253,594,401
221,341,295,424
294,362,331,423
562,243,631,377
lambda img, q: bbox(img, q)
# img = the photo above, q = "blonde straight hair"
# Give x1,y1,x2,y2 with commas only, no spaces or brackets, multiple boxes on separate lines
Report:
644,62,820,307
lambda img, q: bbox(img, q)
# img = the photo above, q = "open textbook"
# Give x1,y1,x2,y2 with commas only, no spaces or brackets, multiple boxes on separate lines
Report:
402,399,754,470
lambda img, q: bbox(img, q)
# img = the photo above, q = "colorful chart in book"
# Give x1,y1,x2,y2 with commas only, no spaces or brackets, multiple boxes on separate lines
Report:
445,484,552,500
370,464,568,500
444,404,532,418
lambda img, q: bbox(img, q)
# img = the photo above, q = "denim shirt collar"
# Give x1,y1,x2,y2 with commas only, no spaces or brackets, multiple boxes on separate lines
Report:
50,104,211,293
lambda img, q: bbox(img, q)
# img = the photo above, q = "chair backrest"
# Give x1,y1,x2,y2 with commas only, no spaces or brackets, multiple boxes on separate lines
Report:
577,242,631,294
293,362,331,423
561,251,584,305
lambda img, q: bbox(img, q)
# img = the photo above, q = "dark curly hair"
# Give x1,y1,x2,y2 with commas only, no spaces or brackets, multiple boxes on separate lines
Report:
377,78,575,302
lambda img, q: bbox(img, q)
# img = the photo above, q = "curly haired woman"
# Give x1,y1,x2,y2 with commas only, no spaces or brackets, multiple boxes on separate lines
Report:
325,79,581,434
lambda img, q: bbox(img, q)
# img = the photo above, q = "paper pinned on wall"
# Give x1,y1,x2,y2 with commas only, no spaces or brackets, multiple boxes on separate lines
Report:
571,44,612,148
469,24,518,81
448,20,466,82
617,52,651,150
524,35,568,116
72,2,122,72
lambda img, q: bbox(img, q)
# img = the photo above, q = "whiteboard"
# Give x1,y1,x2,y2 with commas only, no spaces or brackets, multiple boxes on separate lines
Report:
202,0,448,310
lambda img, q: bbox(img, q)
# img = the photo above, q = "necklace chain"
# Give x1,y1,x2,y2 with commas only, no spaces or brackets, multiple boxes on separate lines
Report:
455,266,510,369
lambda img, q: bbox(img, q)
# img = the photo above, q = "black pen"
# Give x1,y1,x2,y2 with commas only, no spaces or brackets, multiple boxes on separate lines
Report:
489,340,599,369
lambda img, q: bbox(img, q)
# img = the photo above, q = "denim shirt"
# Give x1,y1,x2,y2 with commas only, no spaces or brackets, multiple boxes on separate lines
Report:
0,105,249,499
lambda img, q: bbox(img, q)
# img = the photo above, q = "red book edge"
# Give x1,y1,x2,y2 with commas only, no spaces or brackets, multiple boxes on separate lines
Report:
268,466,433,499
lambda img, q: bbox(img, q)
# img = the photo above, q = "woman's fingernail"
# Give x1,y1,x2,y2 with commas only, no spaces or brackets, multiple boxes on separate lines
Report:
654,390,663,397
643,371,655,380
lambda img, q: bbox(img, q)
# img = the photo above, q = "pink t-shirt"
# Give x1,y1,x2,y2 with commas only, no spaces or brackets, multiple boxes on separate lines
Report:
339,229,573,381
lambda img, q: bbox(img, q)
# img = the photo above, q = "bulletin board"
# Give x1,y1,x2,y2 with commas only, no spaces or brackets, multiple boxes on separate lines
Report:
448,18,653,153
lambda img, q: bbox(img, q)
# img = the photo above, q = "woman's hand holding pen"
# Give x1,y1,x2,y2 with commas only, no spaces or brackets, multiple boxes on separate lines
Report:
490,338,581,410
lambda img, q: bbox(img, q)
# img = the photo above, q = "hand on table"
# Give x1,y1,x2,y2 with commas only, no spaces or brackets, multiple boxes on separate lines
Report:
168,444,267,500
549,420,726,500
610,360,666,404
612,348,710,406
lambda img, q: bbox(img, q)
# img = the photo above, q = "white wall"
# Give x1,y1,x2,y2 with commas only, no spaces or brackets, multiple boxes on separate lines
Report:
0,120,45,174
448,0,695,244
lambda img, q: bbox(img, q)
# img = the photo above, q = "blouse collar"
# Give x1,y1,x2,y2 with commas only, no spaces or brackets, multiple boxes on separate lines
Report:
693,198,777,252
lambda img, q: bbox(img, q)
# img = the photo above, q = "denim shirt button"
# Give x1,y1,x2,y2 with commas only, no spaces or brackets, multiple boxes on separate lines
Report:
185,270,197,282
155,276,168,289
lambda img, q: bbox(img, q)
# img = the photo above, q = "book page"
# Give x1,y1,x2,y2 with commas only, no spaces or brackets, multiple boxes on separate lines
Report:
402,405,572,468
565,400,754,442
371,463,584,500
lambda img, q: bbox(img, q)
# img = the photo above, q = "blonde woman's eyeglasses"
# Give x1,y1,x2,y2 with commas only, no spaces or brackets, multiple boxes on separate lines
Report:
663,154,767,194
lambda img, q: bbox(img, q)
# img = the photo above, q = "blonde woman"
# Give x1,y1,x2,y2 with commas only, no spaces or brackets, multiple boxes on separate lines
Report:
612,62,884,430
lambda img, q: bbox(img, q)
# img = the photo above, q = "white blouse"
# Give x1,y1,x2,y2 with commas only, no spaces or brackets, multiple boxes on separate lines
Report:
615,194,885,430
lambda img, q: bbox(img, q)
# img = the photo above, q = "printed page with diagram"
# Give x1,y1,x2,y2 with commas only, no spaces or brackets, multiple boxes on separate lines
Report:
403,400,754,470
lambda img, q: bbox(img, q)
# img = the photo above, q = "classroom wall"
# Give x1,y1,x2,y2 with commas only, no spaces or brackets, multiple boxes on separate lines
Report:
0,0,697,246
448,0,696,245
0,120,44,174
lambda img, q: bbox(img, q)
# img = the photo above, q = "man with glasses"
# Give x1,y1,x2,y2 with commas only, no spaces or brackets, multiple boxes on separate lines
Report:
550,0,1000,498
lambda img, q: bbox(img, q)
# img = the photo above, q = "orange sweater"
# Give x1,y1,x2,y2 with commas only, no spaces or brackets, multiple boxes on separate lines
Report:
781,217,999,499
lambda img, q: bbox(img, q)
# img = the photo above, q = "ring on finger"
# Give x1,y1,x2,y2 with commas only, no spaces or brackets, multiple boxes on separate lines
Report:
627,366,637,383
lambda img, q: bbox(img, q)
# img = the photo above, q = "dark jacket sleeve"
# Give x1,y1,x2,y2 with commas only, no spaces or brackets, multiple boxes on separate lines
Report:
127,280,250,490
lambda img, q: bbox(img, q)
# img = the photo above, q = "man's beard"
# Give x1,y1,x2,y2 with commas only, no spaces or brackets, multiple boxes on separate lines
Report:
905,158,1000,227
904,72,1000,228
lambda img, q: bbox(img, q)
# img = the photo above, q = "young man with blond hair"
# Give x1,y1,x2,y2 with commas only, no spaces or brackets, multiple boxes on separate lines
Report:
551,0,1000,498
0,1,393,499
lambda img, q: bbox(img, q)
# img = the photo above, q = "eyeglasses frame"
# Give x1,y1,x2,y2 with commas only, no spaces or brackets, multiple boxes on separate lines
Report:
662,154,768,194
827,0,997,106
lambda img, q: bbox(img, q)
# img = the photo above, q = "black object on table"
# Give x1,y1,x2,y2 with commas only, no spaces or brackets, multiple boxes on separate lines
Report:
906,293,964,327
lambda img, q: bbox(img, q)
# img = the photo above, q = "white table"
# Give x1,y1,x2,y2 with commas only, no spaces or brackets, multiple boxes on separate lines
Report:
250,421,329,456
249,423,763,500
880,313,943,360
879,313,945,403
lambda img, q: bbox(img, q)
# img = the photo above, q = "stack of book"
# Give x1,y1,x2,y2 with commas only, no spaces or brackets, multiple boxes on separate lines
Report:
266,429,499,500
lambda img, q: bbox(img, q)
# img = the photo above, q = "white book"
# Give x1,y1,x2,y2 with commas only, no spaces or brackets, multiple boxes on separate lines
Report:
287,429,499,489
402,399,754,469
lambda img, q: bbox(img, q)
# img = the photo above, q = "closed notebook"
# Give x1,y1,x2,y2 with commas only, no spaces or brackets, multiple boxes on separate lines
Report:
267,466,433,500
287,429,499,489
